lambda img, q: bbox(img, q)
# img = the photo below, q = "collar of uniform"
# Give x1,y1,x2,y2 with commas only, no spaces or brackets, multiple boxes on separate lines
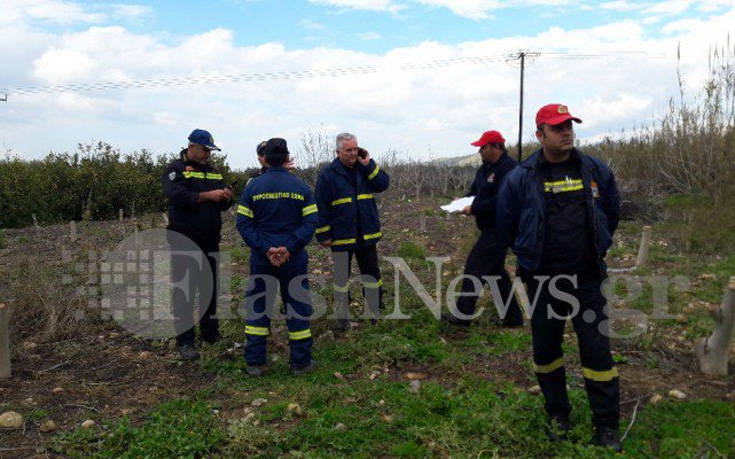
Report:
491,152,509,166
267,165,288,173
529,147,581,169
182,160,210,171
329,157,351,177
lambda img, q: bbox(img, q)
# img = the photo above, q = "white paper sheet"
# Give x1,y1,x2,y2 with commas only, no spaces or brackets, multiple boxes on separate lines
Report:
440,196,474,213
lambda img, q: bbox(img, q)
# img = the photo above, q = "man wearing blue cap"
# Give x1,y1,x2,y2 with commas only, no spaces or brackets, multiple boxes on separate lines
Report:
162,129,234,360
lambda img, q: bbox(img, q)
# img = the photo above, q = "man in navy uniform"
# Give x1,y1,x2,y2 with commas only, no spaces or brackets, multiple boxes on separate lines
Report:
237,138,318,376
496,104,622,451
314,133,390,333
441,130,523,327
161,129,233,360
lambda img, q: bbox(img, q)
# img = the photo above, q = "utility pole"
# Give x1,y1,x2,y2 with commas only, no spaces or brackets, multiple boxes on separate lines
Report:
517,52,525,162
508,50,539,162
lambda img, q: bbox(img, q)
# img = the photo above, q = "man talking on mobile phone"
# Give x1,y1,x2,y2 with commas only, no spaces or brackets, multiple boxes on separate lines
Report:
314,133,390,334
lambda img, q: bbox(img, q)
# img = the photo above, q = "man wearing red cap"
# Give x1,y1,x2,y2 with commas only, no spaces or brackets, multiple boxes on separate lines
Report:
496,104,622,451
441,130,523,327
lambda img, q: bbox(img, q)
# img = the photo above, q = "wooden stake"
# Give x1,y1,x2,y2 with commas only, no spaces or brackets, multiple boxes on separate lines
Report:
696,277,735,376
0,303,10,379
635,225,651,268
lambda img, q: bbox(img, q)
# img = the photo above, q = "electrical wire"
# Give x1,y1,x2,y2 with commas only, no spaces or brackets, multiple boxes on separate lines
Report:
1,50,674,97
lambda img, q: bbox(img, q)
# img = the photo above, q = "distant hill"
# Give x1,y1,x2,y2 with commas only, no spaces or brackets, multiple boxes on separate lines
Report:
429,153,481,167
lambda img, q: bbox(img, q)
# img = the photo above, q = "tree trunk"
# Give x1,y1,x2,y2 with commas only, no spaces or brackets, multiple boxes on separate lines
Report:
696,276,735,376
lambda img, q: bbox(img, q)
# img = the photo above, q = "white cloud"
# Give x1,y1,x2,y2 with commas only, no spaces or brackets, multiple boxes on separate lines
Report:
412,0,501,19
0,0,151,26
599,0,642,12
308,0,405,13
2,2,734,168
644,0,694,15
642,15,663,24
661,18,703,33
411,0,572,20
108,4,153,20
33,48,96,84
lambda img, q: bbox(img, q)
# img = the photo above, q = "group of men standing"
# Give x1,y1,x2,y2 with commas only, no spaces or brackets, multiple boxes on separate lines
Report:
161,103,622,451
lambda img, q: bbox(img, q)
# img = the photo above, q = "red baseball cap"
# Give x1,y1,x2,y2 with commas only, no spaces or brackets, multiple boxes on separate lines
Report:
535,104,582,127
471,130,505,147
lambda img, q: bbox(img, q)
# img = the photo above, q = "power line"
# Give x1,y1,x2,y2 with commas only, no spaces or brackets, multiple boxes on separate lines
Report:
2,54,510,97
1,50,673,98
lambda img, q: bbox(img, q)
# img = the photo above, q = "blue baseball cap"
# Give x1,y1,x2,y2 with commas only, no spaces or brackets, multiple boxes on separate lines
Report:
188,129,221,151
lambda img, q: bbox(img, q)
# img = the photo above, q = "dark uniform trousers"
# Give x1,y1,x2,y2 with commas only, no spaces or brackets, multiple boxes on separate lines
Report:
525,274,620,428
171,233,220,346
331,244,383,320
244,251,313,369
455,230,523,325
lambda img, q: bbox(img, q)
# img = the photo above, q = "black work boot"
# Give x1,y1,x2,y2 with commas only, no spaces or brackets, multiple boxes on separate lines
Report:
177,343,200,361
440,312,472,326
545,416,571,442
291,359,318,376
594,426,623,452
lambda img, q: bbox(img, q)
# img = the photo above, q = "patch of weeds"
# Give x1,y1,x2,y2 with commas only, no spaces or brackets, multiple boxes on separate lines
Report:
230,273,243,294
228,245,249,264
0,228,5,249
485,330,532,356
51,399,225,458
27,408,52,421
398,241,426,260
624,400,735,456
225,417,286,457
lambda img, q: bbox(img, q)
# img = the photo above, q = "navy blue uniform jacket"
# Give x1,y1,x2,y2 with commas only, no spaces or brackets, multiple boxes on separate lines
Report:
161,152,232,239
470,152,517,231
314,158,390,251
496,148,620,274
236,167,317,266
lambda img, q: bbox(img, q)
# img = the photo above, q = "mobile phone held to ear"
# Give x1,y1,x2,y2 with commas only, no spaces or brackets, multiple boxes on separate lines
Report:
357,147,368,159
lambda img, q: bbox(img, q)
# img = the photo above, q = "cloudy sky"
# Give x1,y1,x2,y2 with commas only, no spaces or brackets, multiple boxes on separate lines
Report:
1,0,733,169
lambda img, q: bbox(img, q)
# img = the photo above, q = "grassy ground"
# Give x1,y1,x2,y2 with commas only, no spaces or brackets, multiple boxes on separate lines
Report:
1,196,734,457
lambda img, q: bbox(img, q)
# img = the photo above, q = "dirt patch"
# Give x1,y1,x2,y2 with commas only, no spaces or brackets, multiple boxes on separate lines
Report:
0,332,218,455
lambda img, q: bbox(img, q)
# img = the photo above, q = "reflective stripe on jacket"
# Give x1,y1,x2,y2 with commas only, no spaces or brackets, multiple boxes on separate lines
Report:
161,151,232,238
496,148,620,274
314,158,390,251
236,166,317,266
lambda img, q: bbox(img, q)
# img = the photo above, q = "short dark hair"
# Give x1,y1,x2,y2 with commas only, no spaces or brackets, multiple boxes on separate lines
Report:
492,142,507,154
264,137,289,167
256,141,266,157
